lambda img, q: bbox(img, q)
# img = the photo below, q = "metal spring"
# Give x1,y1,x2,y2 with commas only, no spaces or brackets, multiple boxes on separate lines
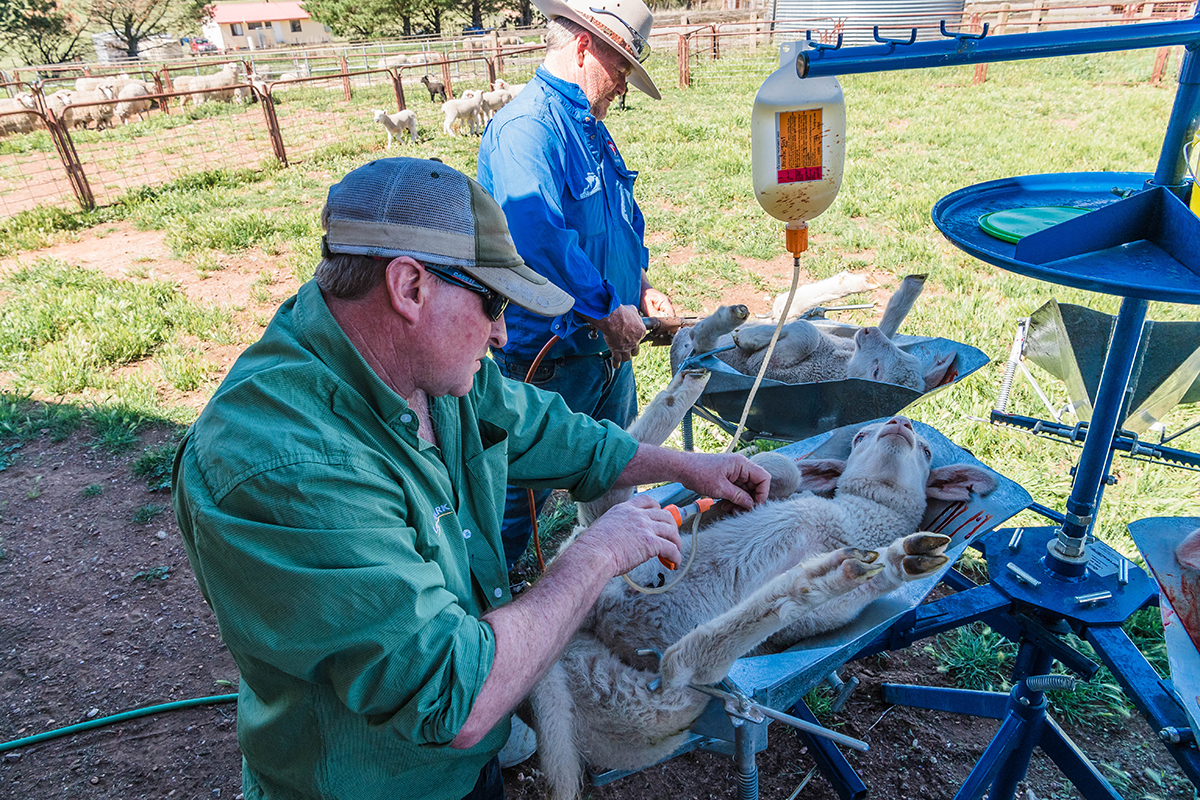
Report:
1026,674,1077,693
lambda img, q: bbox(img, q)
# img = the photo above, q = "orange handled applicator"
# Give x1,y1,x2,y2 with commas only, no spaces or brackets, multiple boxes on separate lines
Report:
657,498,716,569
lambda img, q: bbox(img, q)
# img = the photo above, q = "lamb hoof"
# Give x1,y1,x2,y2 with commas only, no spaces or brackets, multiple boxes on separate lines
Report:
902,532,951,556
843,557,884,582
902,554,949,577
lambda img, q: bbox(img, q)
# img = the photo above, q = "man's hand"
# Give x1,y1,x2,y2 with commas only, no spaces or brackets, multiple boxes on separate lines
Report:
593,304,646,365
573,494,682,576
642,287,675,319
676,452,771,510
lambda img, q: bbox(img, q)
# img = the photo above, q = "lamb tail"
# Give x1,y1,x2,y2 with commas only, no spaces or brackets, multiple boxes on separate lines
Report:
530,663,584,800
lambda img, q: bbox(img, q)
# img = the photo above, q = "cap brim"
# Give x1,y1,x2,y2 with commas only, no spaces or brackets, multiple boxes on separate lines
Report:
470,263,575,317
534,0,661,100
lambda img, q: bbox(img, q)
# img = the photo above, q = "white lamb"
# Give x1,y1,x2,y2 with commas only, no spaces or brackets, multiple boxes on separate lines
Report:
479,87,512,121
671,274,955,392
179,63,240,106
530,388,997,800
493,78,525,97
372,108,417,147
441,89,484,136
115,83,152,124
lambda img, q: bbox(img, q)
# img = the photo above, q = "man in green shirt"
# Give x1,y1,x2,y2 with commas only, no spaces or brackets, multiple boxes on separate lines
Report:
172,157,769,800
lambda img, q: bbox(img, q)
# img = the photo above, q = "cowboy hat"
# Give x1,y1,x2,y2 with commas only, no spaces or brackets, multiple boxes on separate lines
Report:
534,0,661,100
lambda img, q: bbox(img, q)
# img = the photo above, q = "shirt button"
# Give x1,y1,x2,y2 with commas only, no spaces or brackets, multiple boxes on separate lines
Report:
462,529,471,539
400,413,412,424
493,587,503,599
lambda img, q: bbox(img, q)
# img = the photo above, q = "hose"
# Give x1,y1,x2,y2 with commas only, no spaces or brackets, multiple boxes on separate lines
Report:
524,334,561,573
0,694,238,754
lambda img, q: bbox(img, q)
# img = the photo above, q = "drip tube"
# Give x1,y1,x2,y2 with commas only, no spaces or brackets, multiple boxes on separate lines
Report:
0,693,238,753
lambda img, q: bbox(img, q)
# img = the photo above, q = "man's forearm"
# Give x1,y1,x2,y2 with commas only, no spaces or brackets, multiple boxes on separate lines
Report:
612,442,687,490
449,539,613,749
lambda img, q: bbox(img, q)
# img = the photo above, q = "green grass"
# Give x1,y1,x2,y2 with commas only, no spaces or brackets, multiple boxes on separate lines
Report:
82,484,103,497
132,503,166,525
132,442,179,491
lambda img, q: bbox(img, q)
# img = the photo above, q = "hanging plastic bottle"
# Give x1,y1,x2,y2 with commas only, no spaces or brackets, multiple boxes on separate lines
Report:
751,40,846,227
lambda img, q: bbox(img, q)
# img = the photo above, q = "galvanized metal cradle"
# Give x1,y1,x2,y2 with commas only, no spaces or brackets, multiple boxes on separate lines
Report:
597,14,1200,800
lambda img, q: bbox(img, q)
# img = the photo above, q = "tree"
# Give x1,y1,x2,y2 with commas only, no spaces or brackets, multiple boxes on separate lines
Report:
90,0,207,59
304,0,450,38
0,0,91,65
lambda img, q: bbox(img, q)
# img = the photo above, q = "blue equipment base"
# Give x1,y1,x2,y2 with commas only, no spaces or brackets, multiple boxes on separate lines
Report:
932,172,1200,304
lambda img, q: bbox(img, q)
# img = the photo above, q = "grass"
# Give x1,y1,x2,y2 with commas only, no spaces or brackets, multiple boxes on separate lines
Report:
132,503,166,525
132,442,178,491
82,484,103,497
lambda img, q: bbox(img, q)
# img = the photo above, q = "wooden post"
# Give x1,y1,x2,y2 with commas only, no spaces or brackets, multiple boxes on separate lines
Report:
256,86,288,167
340,55,352,100
392,67,407,111
1151,47,1171,84
678,34,689,89
441,56,454,100
486,56,497,89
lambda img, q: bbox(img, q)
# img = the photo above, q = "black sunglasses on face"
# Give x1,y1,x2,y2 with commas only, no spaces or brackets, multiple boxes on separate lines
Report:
426,265,509,321
589,6,650,63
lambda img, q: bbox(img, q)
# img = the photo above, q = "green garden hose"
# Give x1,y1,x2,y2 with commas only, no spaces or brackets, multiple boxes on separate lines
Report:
0,693,237,753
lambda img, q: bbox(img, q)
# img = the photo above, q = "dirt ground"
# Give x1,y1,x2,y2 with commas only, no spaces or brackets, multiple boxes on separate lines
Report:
1,225,1194,800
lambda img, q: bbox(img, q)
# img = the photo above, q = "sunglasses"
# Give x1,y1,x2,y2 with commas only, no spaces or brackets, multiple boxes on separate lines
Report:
426,265,509,321
589,6,650,63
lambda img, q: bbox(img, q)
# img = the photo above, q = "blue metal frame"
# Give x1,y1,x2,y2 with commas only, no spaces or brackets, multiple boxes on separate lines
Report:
761,12,1200,800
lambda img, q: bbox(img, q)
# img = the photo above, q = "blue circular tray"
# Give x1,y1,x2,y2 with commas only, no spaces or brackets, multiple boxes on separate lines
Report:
933,172,1200,304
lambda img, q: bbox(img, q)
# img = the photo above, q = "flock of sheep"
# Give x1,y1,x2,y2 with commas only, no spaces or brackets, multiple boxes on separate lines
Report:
372,77,526,146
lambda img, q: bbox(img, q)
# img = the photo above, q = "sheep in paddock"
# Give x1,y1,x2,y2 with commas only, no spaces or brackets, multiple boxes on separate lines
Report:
375,54,409,68
497,34,524,46
115,83,152,124
531,378,997,800
670,274,956,393
479,86,511,121
420,74,446,102
179,63,241,106
441,89,484,136
493,78,525,97
372,108,417,147
0,93,38,136
59,86,117,130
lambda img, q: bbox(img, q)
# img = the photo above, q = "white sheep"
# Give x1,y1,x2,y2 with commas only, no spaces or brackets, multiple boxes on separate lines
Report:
375,54,409,68
59,86,117,130
0,93,38,136
441,89,483,136
372,107,417,147
115,83,151,124
671,274,955,392
531,387,997,800
478,87,512,121
493,78,525,97
179,63,240,106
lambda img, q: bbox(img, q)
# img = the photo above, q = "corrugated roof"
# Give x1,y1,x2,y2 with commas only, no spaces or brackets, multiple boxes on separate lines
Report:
208,2,310,23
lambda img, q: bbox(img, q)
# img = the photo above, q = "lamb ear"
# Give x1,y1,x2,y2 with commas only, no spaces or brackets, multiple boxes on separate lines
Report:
1178,528,1200,570
795,458,846,492
926,464,999,501
923,352,958,392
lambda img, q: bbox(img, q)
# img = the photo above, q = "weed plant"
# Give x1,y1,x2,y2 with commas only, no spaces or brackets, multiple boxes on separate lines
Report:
133,442,180,491
132,503,166,524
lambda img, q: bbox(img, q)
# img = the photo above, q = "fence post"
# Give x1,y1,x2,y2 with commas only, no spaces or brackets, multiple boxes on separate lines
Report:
340,55,352,100
971,13,988,84
392,68,407,111
45,109,96,210
710,25,719,60
441,57,454,100
1151,47,1171,84
678,34,689,89
256,85,289,167
486,56,497,88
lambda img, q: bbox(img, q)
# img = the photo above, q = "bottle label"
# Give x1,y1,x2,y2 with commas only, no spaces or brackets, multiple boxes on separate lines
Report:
776,109,823,183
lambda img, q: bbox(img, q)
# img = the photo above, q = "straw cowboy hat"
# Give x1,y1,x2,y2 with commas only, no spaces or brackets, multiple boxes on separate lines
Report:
533,0,661,100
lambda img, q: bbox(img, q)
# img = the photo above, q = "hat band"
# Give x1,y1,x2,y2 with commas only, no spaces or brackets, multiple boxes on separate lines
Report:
578,11,644,64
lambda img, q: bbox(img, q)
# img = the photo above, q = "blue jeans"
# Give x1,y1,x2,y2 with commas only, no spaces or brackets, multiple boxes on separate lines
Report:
492,349,637,569
459,756,503,800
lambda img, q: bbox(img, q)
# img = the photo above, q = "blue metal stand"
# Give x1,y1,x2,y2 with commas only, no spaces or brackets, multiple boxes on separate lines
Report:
788,10,1200,798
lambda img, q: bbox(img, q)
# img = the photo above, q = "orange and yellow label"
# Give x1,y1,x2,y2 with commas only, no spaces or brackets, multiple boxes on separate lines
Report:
776,109,823,184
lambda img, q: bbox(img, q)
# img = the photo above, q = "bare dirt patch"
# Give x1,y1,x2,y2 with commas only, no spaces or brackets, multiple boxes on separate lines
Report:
1,225,1192,800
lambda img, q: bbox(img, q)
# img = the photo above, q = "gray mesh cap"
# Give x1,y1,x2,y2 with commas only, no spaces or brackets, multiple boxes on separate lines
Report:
323,158,573,317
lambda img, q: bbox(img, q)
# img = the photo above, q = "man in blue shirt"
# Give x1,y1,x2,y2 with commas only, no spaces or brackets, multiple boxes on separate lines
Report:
478,0,674,569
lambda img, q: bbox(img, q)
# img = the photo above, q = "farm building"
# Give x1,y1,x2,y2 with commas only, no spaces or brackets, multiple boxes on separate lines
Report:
202,1,333,51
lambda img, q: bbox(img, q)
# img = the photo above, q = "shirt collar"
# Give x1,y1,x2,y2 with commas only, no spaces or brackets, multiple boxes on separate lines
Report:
293,280,412,426
535,65,594,122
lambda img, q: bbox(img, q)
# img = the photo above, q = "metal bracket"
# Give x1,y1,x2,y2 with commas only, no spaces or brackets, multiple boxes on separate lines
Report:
805,31,843,51
873,26,918,47
940,20,989,40
688,680,871,752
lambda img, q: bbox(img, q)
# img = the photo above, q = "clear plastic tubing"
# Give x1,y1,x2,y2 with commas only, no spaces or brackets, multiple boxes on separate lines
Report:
751,40,846,225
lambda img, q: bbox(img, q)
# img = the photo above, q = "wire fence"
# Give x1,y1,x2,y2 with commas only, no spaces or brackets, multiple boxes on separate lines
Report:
0,3,1193,217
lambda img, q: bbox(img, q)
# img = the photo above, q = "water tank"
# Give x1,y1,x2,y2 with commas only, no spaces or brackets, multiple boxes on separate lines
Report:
773,0,968,47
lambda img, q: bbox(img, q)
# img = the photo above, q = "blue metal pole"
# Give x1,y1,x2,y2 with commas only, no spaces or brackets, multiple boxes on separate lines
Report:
798,19,1200,78
1151,26,1200,191
1053,298,1148,561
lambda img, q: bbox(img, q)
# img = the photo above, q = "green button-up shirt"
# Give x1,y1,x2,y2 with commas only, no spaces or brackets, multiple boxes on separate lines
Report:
172,281,638,800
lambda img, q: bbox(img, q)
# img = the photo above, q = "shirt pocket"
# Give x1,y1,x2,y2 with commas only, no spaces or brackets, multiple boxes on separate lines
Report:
562,156,605,241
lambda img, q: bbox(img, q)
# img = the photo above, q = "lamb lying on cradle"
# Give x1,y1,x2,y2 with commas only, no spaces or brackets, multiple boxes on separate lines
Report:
670,274,956,392
1175,528,1200,652
528,373,998,800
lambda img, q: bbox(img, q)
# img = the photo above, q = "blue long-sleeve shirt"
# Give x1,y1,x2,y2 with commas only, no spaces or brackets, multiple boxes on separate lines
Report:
478,67,649,359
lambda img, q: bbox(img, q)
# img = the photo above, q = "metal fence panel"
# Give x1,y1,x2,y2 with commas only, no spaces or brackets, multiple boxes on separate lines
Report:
0,109,78,216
